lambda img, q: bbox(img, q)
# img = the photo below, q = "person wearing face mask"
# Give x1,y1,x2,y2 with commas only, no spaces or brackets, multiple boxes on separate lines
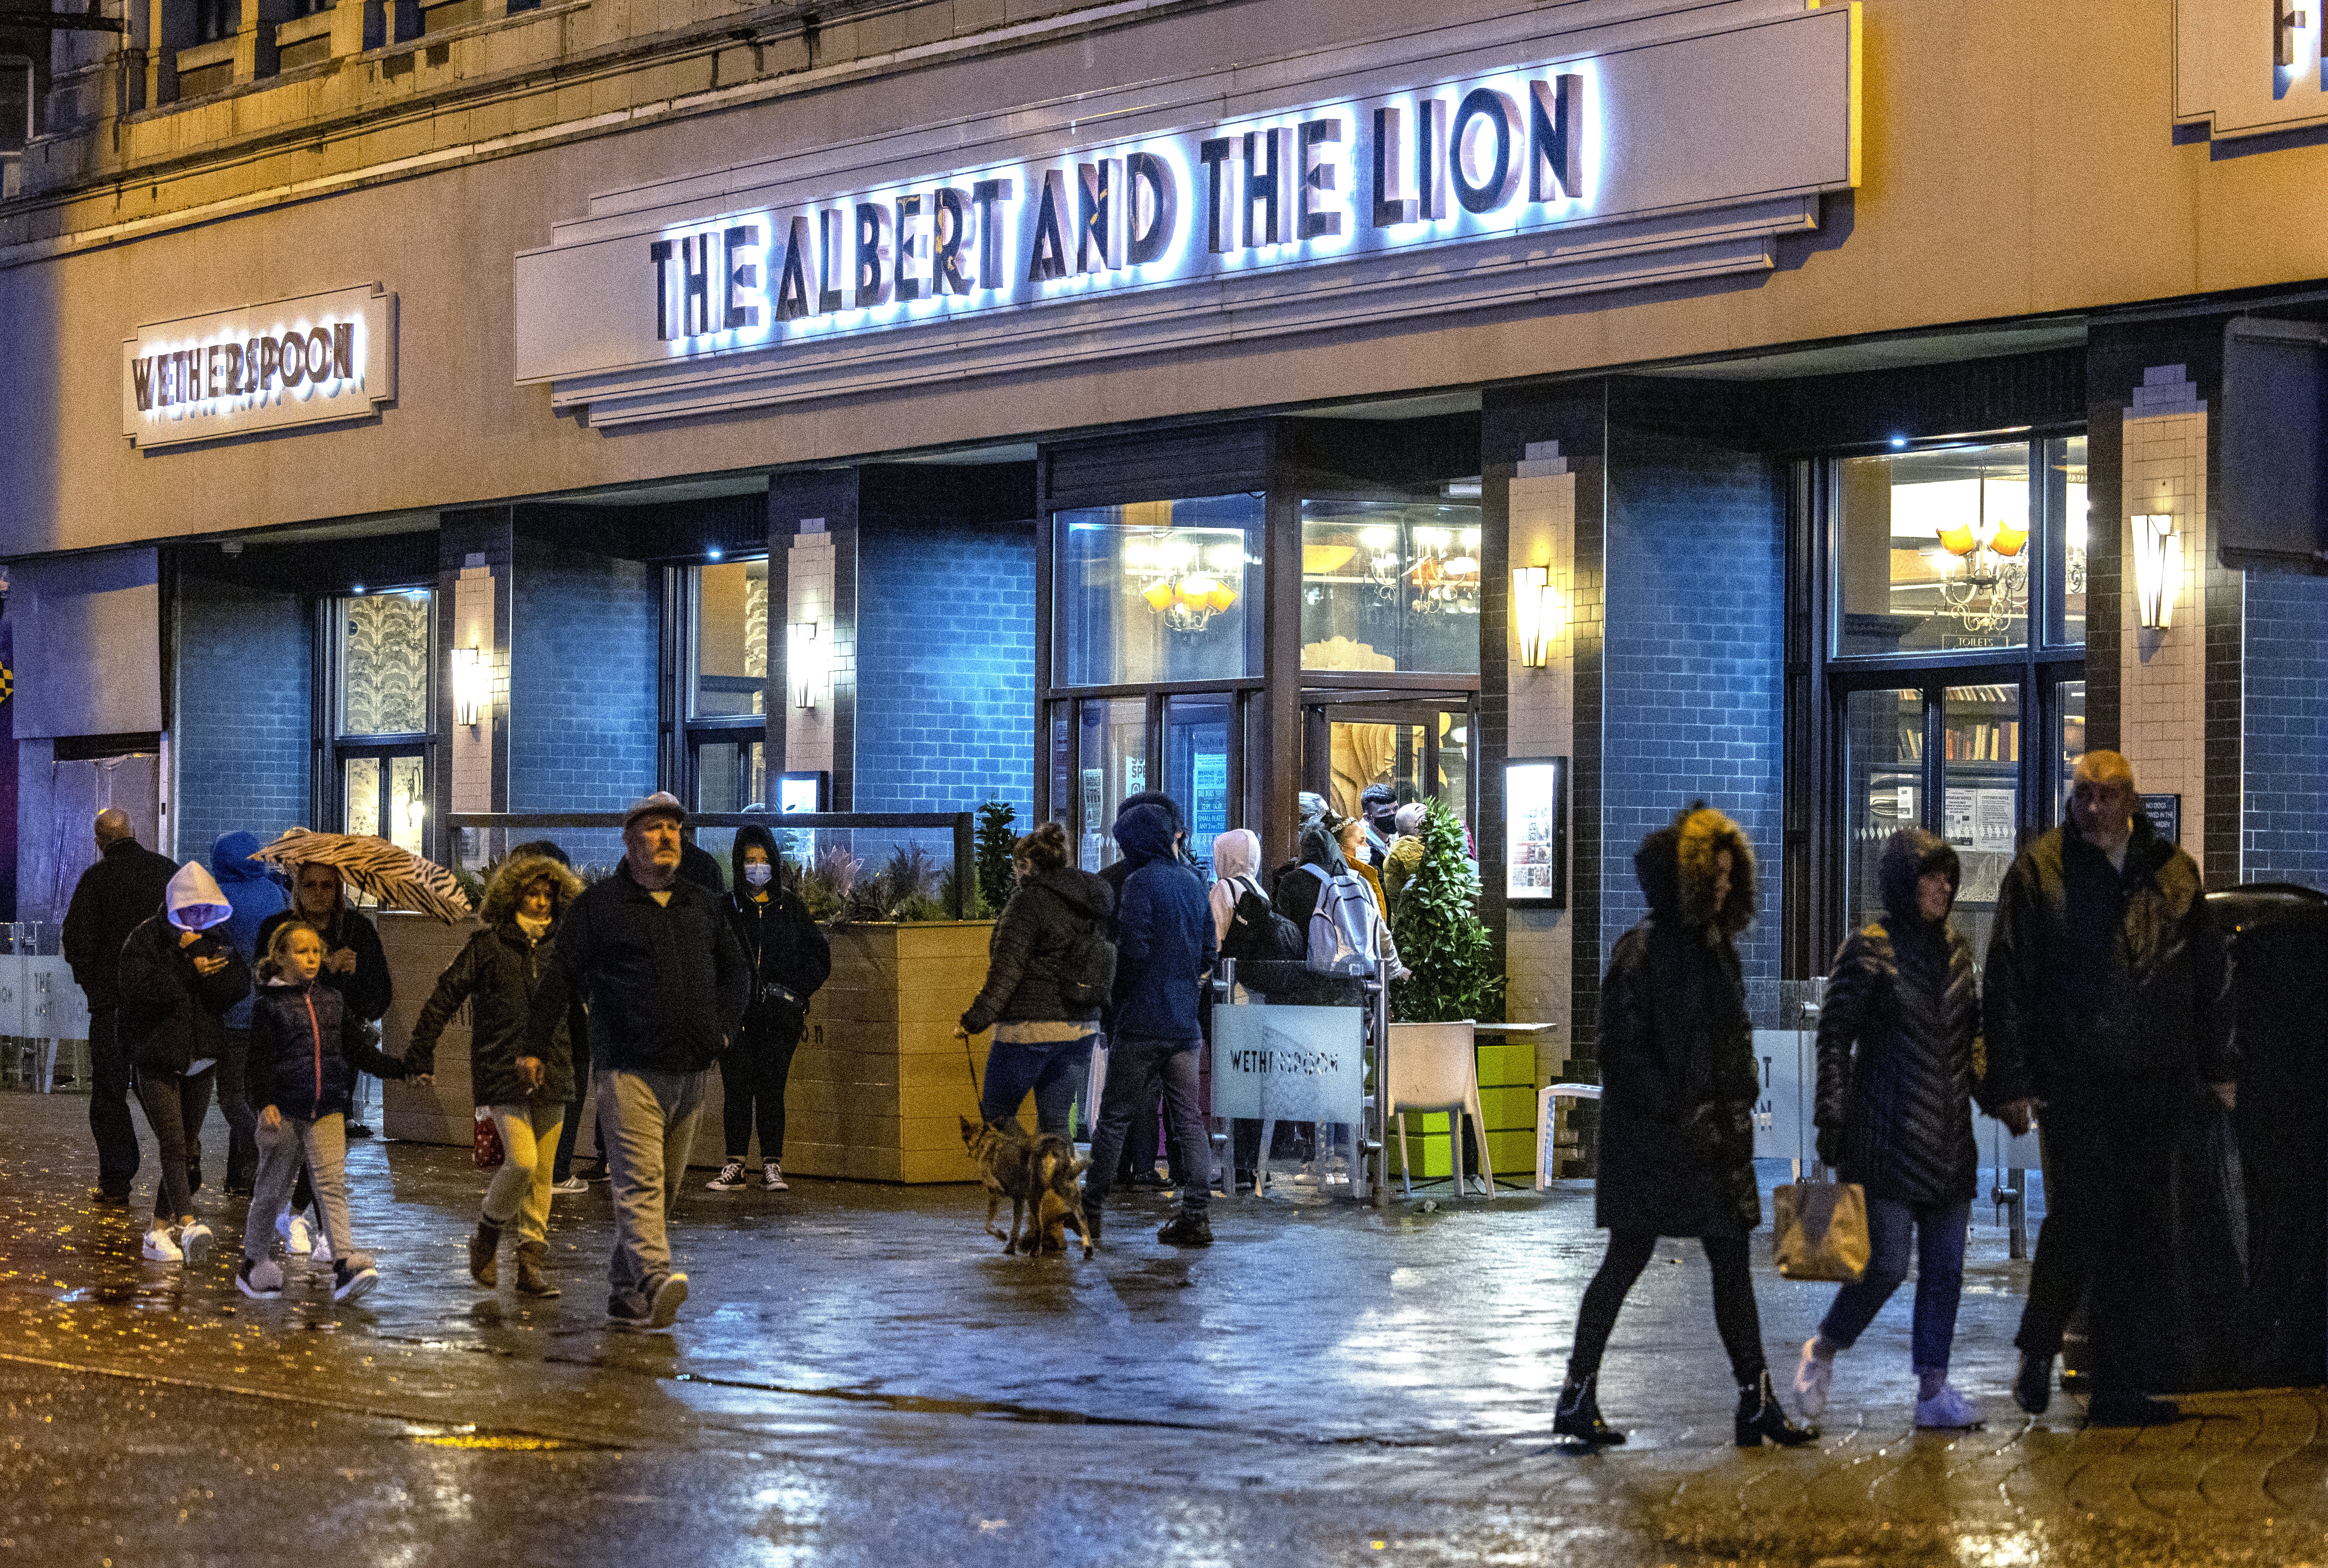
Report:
406,850,587,1297
1793,828,1994,1431
707,825,830,1194
1982,750,2234,1427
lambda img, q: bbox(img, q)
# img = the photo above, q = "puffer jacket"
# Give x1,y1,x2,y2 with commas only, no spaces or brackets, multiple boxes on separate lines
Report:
960,864,1114,1034
726,825,832,1042
247,974,408,1122
115,864,252,1074
1813,829,1988,1205
405,852,587,1107
1982,813,2234,1103
1595,804,1762,1237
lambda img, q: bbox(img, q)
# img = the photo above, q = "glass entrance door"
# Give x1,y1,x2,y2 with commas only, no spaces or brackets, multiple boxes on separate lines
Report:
342,750,427,857
1302,698,1475,839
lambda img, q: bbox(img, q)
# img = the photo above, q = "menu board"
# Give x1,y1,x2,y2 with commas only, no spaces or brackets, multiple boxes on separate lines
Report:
1506,758,1569,907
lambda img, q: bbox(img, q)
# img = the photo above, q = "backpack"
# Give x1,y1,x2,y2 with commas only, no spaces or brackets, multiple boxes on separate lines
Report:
1219,875,1304,963
1034,884,1118,1010
1300,863,1382,976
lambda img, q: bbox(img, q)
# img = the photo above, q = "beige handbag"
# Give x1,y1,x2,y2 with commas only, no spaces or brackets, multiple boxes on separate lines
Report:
1773,1175,1870,1283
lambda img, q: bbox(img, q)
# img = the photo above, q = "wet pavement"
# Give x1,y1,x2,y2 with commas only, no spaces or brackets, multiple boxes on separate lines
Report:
3,1090,2325,1565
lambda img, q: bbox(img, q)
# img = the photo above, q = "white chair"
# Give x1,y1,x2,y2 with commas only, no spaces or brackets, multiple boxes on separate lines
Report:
1384,1021,1494,1199
1535,1083,1603,1190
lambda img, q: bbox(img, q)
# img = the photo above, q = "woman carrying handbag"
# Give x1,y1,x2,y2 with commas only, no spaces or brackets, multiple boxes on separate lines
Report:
1555,804,1815,1449
1792,827,1998,1430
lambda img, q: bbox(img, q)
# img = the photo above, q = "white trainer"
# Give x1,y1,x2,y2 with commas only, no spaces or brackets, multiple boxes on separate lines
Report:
310,1227,334,1264
142,1226,184,1262
1914,1381,1983,1430
178,1221,213,1264
762,1162,787,1191
280,1211,314,1256
707,1161,747,1191
1793,1338,1833,1420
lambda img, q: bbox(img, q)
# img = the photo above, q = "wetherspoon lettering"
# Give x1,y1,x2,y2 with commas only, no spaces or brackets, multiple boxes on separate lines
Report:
120,283,397,449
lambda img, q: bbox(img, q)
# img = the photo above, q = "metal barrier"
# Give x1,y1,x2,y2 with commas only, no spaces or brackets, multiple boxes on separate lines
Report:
1209,955,1393,1205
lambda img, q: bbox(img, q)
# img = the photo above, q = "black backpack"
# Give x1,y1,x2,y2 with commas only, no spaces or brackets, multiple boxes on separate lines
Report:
1035,885,1118,1009
1219,875,1305,962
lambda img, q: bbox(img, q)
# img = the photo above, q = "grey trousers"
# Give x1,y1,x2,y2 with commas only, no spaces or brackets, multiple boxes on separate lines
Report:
243,1113,362,1267
597,1067,707,1300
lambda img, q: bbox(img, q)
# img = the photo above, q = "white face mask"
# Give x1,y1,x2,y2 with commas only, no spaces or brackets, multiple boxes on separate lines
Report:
743,862,774,888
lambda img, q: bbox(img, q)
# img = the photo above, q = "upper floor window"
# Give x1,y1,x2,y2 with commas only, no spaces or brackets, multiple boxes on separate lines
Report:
1300,500,1482,674
336,589,432,737
0,57,31,155
1053,494,1260,688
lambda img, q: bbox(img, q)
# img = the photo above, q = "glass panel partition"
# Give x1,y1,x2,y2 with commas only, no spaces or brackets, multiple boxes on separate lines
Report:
1299,501,1482,673
1054,496,1260,687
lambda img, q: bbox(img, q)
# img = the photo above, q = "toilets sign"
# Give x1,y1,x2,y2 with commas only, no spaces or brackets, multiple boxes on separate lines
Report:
121,284,398,448
514,4,1859,420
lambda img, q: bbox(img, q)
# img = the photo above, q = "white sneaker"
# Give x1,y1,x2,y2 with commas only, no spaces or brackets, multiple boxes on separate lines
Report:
549,1176,588,1195
310,1228,334,1264
707,1161,747,1191
142,1226,183,1262
1914,1381,1983,1430
280,1211,314,1256
178,1221,213,1264
762,1162,787,1191
1793,1338,1833,1420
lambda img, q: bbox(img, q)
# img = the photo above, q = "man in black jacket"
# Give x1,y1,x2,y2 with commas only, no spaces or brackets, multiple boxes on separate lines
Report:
527,792,748,1330
1983,750,2235,1426
1098,790,1190,1191
61,809,178,1204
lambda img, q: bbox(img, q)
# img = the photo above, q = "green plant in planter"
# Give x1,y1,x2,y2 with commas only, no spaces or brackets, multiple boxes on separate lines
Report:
973,800,1016,918
1388,798,1505,1024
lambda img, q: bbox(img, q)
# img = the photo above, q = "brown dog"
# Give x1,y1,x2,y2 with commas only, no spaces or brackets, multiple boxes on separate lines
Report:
959,1116,1094,1258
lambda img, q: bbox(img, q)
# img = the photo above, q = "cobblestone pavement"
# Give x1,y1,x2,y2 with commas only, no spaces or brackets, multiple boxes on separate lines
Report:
2,1090,2323,1565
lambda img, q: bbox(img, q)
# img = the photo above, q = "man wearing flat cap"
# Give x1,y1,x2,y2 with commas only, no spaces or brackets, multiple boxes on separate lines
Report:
527,792,748,1330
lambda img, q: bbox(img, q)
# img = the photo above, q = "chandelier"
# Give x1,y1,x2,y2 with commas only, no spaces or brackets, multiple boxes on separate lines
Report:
1359,525,1482,615
1933,477,2028,634
1125,533,1243,634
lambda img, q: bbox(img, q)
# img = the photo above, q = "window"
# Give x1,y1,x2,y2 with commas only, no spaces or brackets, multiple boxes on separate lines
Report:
1300,500,1482,674
0,57,31,156
338,590,432,737
1053,495,1260,687
682,560,770,813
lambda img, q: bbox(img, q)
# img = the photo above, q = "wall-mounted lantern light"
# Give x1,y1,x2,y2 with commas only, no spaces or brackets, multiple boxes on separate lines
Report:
2132,512,2180,630
1512,566,1561,667
451,645,488,727
789,620,823,709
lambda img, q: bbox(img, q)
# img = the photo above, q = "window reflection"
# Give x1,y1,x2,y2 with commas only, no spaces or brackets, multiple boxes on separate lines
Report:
1300,502,1482,673
1054,496,1259,687
692,560,768,717
1838,445,2032,655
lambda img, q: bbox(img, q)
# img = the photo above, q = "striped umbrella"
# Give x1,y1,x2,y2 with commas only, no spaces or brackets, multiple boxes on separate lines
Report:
252,828,474,923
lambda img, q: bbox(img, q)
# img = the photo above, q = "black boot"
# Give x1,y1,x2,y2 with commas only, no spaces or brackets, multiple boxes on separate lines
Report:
1553,1373,1625,1446
1735,1369,1818,1448
468,1218,501,1287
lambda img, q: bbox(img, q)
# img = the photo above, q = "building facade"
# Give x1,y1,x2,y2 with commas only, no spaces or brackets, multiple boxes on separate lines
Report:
2,0,2326,1100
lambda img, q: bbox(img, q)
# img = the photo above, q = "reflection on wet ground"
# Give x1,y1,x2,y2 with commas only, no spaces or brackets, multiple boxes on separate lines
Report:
1,1090,2323,1564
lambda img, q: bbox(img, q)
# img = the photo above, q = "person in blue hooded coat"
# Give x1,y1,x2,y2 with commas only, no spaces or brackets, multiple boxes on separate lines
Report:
1078,801,1218,1250
210,831,288,1195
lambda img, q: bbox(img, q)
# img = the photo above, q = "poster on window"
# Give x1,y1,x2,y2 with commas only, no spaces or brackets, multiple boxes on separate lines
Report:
1505,758,1569,907
1191,751,1228,852
1944,785,2016,906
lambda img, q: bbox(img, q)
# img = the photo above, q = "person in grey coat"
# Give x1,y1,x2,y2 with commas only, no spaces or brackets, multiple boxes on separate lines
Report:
1793,828,1994,1431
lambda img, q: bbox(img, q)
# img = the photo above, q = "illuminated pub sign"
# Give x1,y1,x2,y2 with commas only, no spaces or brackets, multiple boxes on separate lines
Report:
121,283,398,449
514,3,1860,424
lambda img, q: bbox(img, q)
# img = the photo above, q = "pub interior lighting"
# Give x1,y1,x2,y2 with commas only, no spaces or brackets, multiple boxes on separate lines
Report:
450,645,488,727
1123,532,1240,633
1933,474,2030,634
1511,565,1560,667
2133,512,2180,630
789,619,824,708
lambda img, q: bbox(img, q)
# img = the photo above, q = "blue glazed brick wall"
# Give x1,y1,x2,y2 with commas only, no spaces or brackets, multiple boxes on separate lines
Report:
175,579,311,862
510,538,660,814
2241,569,2328,890
852,522,1035,821
1599,434,1786,1021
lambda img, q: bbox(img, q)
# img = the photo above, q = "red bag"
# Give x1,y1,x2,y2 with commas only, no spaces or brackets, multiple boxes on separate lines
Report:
473,1108,505,1170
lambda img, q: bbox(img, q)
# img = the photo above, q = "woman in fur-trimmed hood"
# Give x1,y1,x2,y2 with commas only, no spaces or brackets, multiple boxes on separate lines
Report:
1553,803,1815,1450
405,850,587,1296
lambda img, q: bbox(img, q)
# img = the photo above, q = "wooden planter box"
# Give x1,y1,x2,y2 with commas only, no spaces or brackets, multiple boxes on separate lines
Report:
378,910,995,1184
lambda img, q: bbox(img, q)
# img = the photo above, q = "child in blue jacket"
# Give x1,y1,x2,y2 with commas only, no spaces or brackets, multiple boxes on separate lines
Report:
236,920,427,1303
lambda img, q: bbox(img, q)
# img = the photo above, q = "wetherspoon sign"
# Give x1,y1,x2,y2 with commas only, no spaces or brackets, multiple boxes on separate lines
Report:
121,284,398,448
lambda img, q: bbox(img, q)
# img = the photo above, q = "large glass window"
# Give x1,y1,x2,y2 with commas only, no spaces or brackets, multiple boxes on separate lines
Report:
1075,698,1149,870
1165,694,1234,866
1300,501,1482,673
691,559,769,717
1054,496,1259,687
338,590,432,737
1838,443,2033,655
2044,435,2088,648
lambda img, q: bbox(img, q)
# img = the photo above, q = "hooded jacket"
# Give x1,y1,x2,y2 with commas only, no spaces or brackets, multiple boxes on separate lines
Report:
248,970,408,1122
525,859,750,1075
725,825,831,1041
211,832,288,1031
257,881,392,1024
406,852,588,1107
1982,813,2234,1102
961,860,1114,1034
1208,828,1263,944
1813,829,1989,1205
62,835,179,1012
114,864,253,1074
1594,805,1762,1237
1110,803,1216,1040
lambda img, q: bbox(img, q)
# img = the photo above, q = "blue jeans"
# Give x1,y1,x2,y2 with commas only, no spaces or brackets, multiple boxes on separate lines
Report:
1818,1195,1972,1373
979,1034,1093,1136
